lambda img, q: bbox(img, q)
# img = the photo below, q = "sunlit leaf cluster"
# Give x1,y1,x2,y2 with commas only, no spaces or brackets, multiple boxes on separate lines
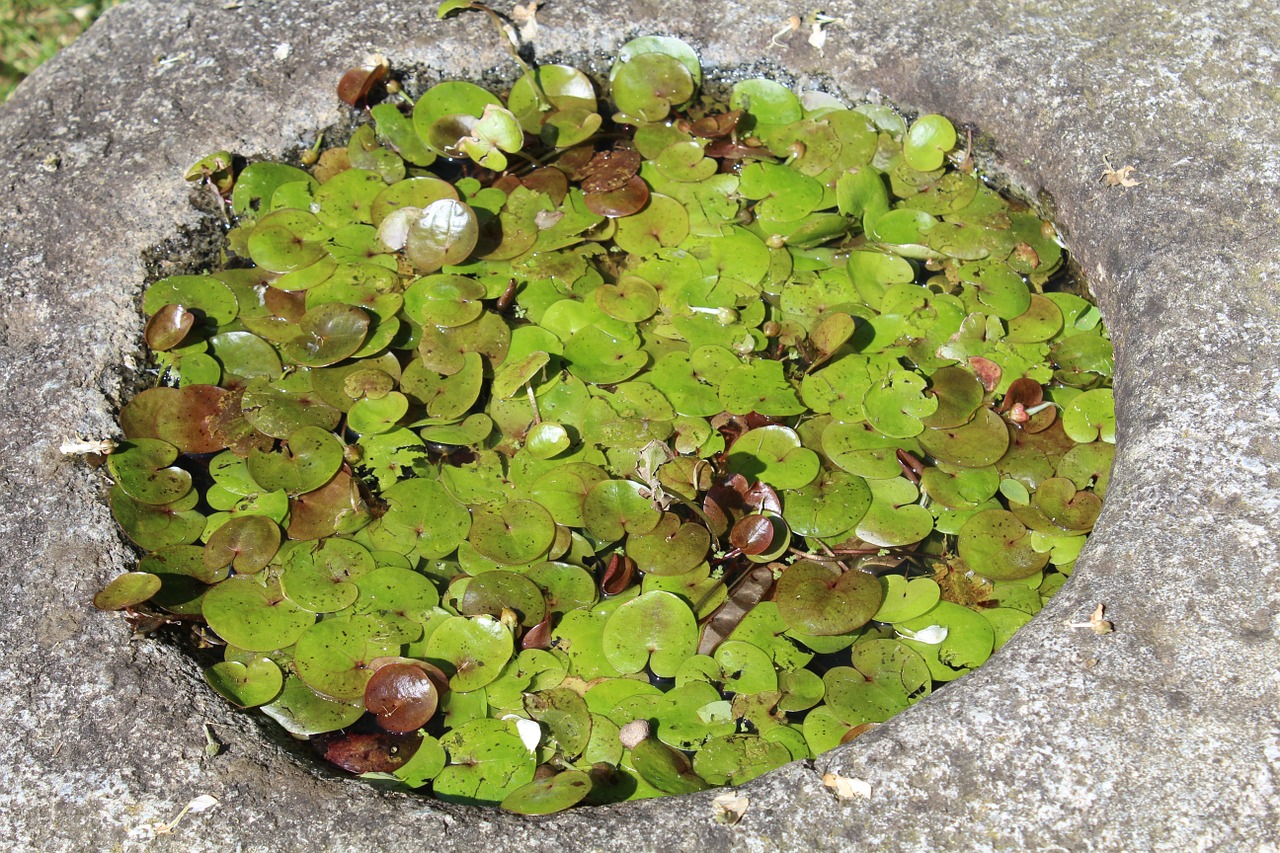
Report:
97,29,1113,815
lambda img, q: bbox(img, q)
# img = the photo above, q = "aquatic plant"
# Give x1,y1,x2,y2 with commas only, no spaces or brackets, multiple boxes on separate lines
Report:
94,19,1113,814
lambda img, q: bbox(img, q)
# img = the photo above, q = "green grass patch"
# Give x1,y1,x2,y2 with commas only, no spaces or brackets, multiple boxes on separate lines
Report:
1,1,120,101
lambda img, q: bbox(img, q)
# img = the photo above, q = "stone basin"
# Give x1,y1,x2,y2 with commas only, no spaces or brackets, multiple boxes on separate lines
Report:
2,0,1278,849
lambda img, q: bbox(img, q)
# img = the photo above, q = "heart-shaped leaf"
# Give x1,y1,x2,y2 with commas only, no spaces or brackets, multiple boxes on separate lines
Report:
775,561,884,636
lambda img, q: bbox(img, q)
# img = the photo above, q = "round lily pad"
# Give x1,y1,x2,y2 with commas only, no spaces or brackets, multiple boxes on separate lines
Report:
246,426,344,495
107,438,192,506
501,770,593,815
629,737,710,794
202,576,316,652
693,734,792,786
93,571,162,611
601,591,698,678
783,472,872,538
895,601,995,682
280,303,370,367
403,199,479,273
726,425,820,491
205,656,284,708
919,407,1011,468
582,479,662,542
364,662,440,733
459,570,548,627
873,575,942,623
469,500,556,566
434,718,536,805
203,514,281,575
903,114,957,171
625,513,711,576
958,509,1051,581
248,209,330,273
294,615,402,701
377,477,471,559
1062,388,1116,443
261,675,363,737
281,537,375,613
776,561,884,636
424,615,514,692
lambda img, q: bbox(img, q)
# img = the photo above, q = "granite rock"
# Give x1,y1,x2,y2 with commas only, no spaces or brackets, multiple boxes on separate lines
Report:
1,0,1277,849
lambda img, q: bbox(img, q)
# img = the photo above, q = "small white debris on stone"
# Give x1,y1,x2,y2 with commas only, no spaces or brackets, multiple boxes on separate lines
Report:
712,792,749,825
60,436,117,456
822,772,872,800
151,794,219,835
770,15,802,47
513,1,541,40
1066,603,1114,634
273,42,292,62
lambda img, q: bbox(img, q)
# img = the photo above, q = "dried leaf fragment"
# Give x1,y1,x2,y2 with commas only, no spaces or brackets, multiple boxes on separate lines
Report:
770,15,802,47
60,436,117,456
712,792,749,825
512,1,541,40
822,771,872,800
1100,158,1140,188
1066,602,1113,634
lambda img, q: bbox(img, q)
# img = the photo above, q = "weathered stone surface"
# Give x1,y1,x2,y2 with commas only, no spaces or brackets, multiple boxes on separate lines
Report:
1,0,1277,849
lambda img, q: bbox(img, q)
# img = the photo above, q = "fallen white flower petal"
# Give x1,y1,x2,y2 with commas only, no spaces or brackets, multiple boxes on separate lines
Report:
186,794,220,814
896,624,948,644
501,715,543,752
822,772,871,800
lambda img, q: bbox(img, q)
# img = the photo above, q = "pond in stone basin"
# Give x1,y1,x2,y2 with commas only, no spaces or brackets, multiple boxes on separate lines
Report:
89,25,1114,816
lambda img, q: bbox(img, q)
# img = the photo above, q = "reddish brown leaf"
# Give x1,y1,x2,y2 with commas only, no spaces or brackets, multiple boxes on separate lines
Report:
840,722,880,744
365,663,440,734
1000,378,1044,412
580,149,642,193
696,564,775,656
730,515,774,555
337,64,389,107
263,287,307,321
288,470,369,540
968,357,1002,392
685,110,742,139
583,175,649,218
601,553,637,596
743,481,782,515
522,167,569,205
318,731,413,774
521,611,554,650
554,145,597,180
896,449,925,484
144,304,195,352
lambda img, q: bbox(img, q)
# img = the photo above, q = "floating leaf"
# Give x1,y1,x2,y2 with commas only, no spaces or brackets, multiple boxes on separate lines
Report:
425,615,514,692
958,509,1051,581
202,576,315,652
776,561,883,636
365,662,441,733
205,656,284,708
602,591,698,677
93,571,162,611
501,770,593,815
